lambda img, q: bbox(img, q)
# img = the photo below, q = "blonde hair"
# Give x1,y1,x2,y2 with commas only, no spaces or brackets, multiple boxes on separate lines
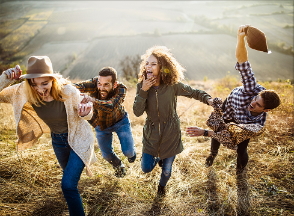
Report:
138,46,185,85
24,77,71,106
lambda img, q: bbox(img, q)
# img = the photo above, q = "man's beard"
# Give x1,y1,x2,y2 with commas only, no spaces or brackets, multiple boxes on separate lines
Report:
98,88,116,100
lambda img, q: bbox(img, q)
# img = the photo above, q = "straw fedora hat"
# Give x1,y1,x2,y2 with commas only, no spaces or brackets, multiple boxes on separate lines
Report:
20,56,62,79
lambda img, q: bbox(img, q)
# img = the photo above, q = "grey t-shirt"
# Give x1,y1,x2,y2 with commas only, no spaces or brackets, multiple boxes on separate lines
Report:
32,100,68,134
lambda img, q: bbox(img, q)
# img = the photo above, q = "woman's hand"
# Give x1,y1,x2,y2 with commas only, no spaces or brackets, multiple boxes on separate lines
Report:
141,75,156,91
4,65,22,80
78,102,93,117
207,98,213,106
186,126,205,137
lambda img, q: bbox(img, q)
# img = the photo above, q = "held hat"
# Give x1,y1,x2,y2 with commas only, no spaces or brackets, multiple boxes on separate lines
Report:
244,26,271,54
20,56,62,79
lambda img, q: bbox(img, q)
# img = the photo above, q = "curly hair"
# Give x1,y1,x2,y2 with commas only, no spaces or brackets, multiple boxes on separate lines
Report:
259,89,280,110
138,46,185,85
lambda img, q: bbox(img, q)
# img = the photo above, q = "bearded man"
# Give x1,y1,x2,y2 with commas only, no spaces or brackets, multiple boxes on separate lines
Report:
74,67,136,177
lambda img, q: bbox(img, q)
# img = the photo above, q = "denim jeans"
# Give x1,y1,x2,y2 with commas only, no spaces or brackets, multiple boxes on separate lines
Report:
51,132,85,216
141,153,176,187
94,113,136,163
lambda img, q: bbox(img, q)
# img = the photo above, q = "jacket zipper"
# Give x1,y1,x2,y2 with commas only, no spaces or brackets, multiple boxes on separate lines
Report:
155,90,160,156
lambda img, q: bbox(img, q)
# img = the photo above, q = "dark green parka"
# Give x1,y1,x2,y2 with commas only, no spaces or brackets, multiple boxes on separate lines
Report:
133,82,211,159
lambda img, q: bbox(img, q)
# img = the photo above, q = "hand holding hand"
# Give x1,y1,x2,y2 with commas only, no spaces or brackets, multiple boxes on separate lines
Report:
80,94,95,104
141,75,157,91
186,126,205,137
207,98,213,106
78,102,93,117
4,65,22,80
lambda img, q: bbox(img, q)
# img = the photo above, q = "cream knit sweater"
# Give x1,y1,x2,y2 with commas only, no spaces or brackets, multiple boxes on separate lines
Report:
0,74,97,176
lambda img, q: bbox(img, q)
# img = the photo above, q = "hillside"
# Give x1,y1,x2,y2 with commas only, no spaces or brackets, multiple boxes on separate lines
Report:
0,1,293,81
0,77,293,215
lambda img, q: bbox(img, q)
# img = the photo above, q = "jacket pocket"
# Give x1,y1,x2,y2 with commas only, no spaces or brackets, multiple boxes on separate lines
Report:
143,120,154,140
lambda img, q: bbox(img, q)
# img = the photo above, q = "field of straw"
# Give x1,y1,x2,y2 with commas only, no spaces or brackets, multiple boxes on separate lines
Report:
0,76,293,216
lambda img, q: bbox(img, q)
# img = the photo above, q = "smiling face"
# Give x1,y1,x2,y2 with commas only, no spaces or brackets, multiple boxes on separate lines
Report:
248,95,270,116
145,55,161,81
97,75,117,100
29,77,53,99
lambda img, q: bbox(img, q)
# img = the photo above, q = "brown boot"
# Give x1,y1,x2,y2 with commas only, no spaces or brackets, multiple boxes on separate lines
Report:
157,184,166,196
205,154,217,167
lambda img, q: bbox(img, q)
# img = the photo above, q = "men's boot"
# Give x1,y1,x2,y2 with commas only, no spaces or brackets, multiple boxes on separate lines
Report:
205,153,217,167
109,156,126,178
157,184,166,196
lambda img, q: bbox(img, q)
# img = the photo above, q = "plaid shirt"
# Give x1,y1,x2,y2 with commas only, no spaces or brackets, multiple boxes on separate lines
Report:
222,61,267,126
74,77,126,130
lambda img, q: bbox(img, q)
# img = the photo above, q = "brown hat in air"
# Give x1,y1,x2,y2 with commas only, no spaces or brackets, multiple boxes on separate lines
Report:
244,25,271,53
20,56,62,79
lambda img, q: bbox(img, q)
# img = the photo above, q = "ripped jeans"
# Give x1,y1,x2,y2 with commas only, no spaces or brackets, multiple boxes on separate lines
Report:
141,153,176,187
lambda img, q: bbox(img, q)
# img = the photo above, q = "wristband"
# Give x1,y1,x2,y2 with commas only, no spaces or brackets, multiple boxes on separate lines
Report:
203,129,208,137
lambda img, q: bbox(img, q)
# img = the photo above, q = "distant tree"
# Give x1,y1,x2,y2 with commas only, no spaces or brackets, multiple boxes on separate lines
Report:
119,54,141,82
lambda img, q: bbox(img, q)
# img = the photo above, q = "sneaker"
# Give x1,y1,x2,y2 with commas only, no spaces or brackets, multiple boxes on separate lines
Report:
114,165,126,178
158,159,163,167
157,184,166,196
128,153,136,163
205,154,216,167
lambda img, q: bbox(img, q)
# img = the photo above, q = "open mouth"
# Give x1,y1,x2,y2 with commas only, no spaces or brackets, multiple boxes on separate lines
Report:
37,90,48,97
249,104,254,110
147,70,153,76
100,91,108,98
146,70,157,79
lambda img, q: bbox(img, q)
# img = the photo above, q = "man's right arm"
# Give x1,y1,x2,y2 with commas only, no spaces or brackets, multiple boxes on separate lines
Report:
235,25,261,93
73,78,97,94
236,25,248,64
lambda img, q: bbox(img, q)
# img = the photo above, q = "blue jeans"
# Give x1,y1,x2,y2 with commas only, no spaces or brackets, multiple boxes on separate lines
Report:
141,153,176,187
51,132,85,216
94,113,136,163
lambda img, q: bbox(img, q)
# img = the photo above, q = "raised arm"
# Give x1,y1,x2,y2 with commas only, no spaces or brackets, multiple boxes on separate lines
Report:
236,25,248,64
235,25,264,93
0,66,22,103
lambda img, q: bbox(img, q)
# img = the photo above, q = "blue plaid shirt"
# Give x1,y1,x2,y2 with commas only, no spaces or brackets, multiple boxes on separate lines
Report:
222,61,267,126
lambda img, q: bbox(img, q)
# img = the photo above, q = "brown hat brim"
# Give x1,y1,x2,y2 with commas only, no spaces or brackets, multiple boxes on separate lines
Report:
20,73,62,79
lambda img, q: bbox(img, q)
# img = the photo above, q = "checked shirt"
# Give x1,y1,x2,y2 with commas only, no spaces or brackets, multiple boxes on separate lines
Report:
74,78,127,130
222,61,267,126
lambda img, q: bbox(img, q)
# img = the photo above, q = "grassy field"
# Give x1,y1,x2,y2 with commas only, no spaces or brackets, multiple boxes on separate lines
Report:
0,76,293,215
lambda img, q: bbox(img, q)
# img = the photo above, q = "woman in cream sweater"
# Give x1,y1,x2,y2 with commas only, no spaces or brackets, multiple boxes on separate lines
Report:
1,56,97,216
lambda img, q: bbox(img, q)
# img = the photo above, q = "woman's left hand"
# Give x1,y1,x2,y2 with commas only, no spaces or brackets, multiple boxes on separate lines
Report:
207,98,213,106
78,102,93,117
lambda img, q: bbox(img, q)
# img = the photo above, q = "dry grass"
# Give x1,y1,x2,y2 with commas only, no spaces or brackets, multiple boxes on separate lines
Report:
0,77,293,215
